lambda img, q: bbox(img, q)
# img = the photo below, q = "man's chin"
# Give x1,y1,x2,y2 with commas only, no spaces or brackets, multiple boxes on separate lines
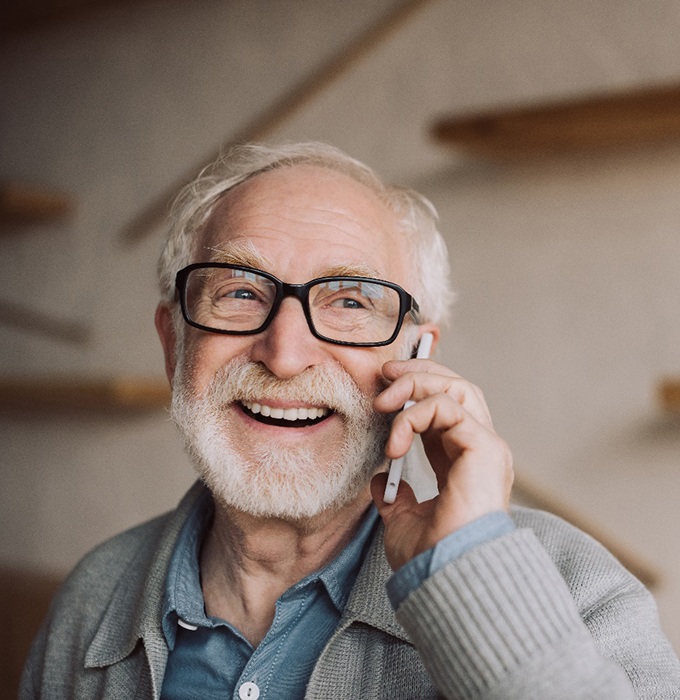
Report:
195,447,376,522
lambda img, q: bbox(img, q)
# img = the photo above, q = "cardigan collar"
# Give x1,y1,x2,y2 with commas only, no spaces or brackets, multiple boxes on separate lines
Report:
84,482,206,693
341,519,410,643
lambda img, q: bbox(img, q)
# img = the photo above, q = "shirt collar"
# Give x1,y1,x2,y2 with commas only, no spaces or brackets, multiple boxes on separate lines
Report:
161,488,379,649
285,503,379,612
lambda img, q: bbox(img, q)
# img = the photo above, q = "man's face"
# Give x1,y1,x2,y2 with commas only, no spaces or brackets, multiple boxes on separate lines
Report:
164,165,418,520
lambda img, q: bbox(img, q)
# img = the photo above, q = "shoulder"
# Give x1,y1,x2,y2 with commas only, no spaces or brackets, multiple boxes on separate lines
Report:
47,482,209,625
20,510,178,698
56,481,208,607
21,485,211,697
509,505,648,611
59,512,173,601
33,510,176,657
510,504,627,572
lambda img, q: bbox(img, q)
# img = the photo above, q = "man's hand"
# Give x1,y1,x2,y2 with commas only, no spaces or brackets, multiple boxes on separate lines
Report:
371,359,514,571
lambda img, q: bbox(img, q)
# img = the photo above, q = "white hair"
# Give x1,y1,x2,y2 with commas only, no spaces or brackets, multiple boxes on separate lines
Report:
158,142,454,327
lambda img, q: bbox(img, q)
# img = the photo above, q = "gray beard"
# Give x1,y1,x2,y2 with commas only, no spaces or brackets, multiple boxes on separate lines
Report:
170,355,392,520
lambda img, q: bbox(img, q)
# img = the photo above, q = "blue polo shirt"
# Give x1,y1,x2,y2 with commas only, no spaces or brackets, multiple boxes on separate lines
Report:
160,487,514,699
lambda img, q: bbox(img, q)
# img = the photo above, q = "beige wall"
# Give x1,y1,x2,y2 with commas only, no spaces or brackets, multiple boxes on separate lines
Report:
1,0,679,651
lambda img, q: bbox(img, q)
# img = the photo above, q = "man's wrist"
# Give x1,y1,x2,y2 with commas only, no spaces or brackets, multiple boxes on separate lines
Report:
386,511,515,609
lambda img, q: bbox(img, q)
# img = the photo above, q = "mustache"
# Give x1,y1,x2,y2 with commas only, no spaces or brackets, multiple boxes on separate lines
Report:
194,356,378,418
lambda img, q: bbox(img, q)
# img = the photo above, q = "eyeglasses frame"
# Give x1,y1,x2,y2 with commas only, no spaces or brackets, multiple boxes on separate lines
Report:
175,262,420,347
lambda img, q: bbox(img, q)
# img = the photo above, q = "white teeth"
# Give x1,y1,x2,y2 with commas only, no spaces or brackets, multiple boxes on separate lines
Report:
243,401,329,422
283,408,298,421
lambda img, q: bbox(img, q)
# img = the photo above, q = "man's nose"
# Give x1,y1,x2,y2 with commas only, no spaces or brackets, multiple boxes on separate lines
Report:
249,297,327,379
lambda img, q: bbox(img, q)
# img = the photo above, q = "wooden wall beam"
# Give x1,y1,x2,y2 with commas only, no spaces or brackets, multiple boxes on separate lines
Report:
0,182,72,225
0,376,170,412
432,83,680,158
658,378,680,413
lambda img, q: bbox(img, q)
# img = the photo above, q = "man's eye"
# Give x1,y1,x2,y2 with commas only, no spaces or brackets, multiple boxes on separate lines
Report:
224,288,257,300
331,297,365,309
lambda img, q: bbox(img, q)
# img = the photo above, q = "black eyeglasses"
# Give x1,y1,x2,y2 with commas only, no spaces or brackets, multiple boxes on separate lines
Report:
175,263,420,347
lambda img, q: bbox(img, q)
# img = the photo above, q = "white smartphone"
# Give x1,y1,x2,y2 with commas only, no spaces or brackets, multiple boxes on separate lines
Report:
383,332,434,504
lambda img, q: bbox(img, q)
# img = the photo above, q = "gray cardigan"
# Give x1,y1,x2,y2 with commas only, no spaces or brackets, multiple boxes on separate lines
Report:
21,483,680,699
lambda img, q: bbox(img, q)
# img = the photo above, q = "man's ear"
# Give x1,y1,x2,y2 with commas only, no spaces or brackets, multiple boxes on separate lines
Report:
155,303,177,384
412,324,440,357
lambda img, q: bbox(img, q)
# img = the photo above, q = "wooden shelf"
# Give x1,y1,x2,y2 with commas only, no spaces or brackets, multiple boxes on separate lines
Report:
658,378,680,413
0,376,170,412
0,181,72,225
432,82,680,158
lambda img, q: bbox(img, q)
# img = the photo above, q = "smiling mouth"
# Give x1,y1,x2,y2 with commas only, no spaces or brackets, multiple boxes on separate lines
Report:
240,401,333,428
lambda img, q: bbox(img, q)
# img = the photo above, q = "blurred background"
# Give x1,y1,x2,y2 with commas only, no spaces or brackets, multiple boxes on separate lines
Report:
2,0,680,693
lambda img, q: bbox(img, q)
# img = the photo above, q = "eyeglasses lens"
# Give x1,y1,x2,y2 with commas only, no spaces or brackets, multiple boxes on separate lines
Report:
185,267,277,331
308,279,400,344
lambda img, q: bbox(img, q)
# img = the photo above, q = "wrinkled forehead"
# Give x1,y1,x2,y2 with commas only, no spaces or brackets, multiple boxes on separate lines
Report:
196,165,411,286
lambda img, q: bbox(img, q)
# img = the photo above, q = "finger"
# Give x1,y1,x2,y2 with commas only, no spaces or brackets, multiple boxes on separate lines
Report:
376,370,493,429
385,393,495,462
388,398,512,500
382,358,459,381
383,360,491,419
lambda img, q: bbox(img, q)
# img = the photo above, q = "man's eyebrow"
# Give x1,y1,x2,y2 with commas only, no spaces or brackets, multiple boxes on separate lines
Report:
207,241,271,269
206,247,382,280
320,263,383,279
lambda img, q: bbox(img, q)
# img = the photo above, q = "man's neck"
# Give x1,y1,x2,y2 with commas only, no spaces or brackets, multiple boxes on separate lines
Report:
199,491,373,647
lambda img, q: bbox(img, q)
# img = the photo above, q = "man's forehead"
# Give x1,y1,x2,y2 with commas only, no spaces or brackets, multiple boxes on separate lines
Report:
195,165,407,283
204,164,397,236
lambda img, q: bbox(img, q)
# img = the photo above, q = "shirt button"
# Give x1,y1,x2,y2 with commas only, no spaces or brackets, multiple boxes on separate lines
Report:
238,682,260,699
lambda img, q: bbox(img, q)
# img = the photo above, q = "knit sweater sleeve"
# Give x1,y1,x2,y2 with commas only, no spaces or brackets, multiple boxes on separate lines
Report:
393,511,680,699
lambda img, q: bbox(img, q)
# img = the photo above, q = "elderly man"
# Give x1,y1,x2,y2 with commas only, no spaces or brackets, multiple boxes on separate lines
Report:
22,143,680,699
